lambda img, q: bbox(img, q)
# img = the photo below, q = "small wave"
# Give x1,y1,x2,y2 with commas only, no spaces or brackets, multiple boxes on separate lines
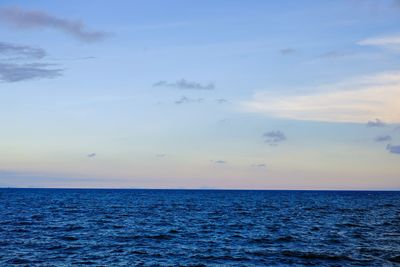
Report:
64,225,84,232
59,236,79,241
389,255,400,263
7,258,31,264
281,250,353,261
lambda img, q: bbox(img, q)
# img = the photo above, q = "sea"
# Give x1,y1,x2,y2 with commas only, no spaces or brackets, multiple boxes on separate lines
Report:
0,189,399,266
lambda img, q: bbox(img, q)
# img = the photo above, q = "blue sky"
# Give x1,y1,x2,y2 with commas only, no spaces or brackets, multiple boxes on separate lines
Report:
0,0,399,189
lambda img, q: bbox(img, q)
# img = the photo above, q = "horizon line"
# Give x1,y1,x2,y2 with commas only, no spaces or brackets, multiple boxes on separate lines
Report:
1,187,400,192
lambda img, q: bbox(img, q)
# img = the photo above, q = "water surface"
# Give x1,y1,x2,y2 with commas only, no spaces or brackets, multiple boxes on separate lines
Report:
1,189,400,266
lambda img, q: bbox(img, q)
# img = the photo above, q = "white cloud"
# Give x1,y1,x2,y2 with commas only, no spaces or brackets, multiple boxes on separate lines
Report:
358,34,400,50
242,71,400,124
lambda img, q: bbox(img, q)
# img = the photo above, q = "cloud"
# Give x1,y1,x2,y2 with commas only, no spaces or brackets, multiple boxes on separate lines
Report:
0,7,108,43
154,79,215,90
280,48,296,55
319,50,355,59
87,153,96,158
263,130,286,145
0,42,46,59
358,34,400,50
374,135,392,142
217,119,228,125
216,98,228,104
386,144,400,154
174,96,203,105
243,71,400,123
252,163,266,167
155,154,166,158
212,160,226,164
367,118,386,127
0,63,62,82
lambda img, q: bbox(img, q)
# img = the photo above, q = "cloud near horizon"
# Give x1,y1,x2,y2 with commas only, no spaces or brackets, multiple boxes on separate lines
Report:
0,7,108,43
212,160,226,164
367,118,386,127
243,71,400,124
374,135,392,142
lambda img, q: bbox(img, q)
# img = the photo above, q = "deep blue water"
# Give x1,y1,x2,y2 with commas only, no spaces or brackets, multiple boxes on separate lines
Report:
1,189,400,266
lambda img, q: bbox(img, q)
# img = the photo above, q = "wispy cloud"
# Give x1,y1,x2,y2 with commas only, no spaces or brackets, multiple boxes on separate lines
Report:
358,34,400,50
154,79,215,90
386,144,400,154
243,71,400,123
251,163,266,167
155,154,166,158
212,160,226,164
87,153,96,158
280,48,297,55
216,98,228,104
319,50,355,59
0,63,62,82
0,7,108,43
174,96,203,105
0,41,46,59
367,118,386,127
374,135,392,142
263,130,286,145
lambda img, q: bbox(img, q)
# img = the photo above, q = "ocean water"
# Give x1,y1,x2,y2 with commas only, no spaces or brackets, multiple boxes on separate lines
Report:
0,189,400,266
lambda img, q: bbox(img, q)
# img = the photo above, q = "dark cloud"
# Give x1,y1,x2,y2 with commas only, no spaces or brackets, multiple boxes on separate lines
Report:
0,41,46,59
87,153,96,158
252,163,266,167
367,119,386,127
0,62,62,82
0,7,108,43
174,96,203,105
154,79,215,90
374,135,392,142
386,144,400,154
280,48,296,55
263,130,286,145
216,98,228,104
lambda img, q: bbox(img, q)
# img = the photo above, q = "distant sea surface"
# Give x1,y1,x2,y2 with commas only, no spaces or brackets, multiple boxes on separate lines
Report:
1,189,400,266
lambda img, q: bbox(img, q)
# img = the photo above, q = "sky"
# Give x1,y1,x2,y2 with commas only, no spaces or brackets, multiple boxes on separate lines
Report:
0,0,399,189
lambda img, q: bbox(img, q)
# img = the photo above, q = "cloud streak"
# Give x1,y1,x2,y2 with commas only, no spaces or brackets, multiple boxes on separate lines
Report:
154,79,215,90
243,71,400,123
252,163,266,167
0,7,108,43
213,160,226,164
374,135,392,142
0,42,46,59
174,96,203,105
0,63,62,82
358,34,400,50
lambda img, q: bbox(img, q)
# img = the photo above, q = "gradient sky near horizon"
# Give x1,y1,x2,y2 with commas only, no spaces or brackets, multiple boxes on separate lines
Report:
0,0,399,189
